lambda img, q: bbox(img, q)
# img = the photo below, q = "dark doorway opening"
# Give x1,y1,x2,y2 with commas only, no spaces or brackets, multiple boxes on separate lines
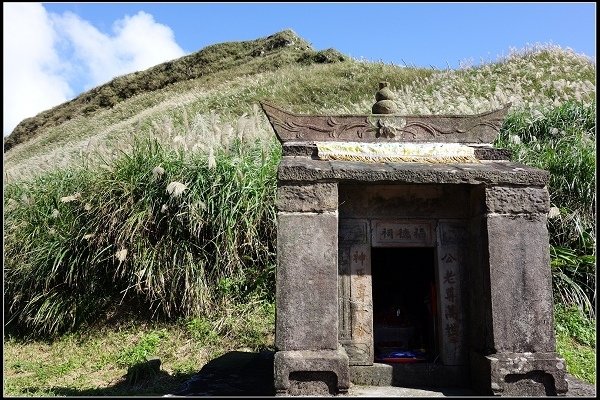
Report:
372,247,437,364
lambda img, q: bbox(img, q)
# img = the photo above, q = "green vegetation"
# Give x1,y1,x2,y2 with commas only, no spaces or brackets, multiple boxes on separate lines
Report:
497,101,596,317
3,31,596,394
4,130,279,335
555,305,596,384
117,330,165,368
497,101,596,383
3,300,275,396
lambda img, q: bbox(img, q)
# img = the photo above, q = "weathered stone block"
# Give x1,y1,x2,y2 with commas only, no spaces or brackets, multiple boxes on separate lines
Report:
349,363,393,386
277,157,333,182
274,349,350,395
350,363,469,388
472,352,567,396
281,142,317,157
472,147,511,160
329,160,397,182
340,341,372,366
486,214,555,353
485,186,550,214
276,212,339,351
276,182,338,212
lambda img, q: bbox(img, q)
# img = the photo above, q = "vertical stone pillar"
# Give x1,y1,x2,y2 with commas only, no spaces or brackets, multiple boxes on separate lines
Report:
472,185,567,396
436,221,468,366
338,218,373,366
274,181,349,396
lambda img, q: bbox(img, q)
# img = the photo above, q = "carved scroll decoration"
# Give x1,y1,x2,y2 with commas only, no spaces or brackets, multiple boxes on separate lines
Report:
261,101,510,144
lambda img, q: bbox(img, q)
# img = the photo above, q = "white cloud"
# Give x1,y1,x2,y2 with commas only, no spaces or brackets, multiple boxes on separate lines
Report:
54,10,185,89
3,4,186,136
112,12,186,77
3,3,73,135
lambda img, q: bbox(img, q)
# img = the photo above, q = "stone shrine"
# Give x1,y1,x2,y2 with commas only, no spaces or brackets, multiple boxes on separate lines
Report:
261,83,568,396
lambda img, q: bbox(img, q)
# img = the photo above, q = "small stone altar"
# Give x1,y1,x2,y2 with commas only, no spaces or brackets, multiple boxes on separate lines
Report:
262,83,568,396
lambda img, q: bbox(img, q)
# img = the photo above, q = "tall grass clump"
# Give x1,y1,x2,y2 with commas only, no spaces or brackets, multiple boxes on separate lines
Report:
4,116,280,336
320,44,592,117
497,100,596,318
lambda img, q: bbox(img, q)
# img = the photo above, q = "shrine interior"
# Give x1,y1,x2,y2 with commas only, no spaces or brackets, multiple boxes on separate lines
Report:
371,247,438,364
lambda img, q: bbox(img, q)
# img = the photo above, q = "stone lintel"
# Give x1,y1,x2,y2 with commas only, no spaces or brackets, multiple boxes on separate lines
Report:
278,157,550,186
485,214,555,353
485,186,550,214
274,349,350,395
276,212,339,351
276,182,338,212
339,184,472,219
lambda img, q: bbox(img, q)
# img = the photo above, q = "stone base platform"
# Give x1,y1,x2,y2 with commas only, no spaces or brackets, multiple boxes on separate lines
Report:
350,363,469,388
168,350,593,397
471,351,568,396
274,349,350,396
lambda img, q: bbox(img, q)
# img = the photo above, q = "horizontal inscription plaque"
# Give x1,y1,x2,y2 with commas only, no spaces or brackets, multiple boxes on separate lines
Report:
371,220,434,247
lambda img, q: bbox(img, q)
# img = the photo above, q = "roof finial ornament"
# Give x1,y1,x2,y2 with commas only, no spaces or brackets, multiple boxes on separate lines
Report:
372,81,398,114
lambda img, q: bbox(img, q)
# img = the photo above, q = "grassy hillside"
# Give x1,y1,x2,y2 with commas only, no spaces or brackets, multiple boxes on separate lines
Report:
3,31,596,394
3,40,594,182
3,30,345,152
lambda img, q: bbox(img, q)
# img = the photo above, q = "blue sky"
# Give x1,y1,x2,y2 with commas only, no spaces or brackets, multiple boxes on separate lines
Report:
3,2,596,135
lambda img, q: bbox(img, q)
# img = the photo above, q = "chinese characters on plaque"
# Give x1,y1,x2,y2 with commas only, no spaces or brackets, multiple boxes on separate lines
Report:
372,221,433,247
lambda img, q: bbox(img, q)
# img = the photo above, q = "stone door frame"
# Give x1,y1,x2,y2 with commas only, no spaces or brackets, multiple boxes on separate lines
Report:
339,218,468,368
